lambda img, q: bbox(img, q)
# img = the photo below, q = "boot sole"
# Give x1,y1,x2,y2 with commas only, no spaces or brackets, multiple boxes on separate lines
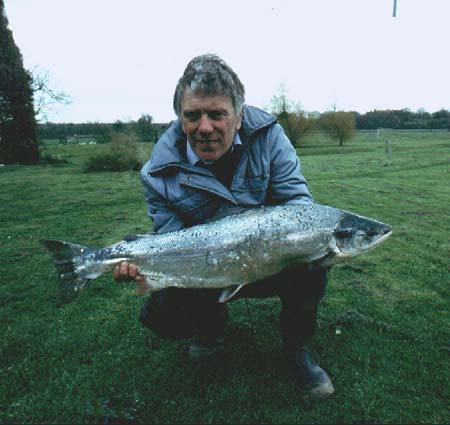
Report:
303,379,335,400
189,342,225,363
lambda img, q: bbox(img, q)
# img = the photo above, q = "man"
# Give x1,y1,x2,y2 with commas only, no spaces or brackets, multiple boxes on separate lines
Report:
114,54,334,399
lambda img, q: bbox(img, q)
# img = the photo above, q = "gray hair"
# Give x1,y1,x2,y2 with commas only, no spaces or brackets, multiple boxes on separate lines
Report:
173,54,245,117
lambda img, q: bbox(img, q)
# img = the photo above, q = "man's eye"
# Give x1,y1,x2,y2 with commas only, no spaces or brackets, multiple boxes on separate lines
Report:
208,111,226,120
184,112,200,122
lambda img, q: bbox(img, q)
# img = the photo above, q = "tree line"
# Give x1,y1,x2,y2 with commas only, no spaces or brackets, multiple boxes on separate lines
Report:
36,107,449,142
37,116,168,143
267,87,449,148
1,0,449,165
352,108,450,130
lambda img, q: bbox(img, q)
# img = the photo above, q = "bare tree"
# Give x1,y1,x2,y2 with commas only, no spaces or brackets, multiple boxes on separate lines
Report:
30,67,71,122
268,85,315,147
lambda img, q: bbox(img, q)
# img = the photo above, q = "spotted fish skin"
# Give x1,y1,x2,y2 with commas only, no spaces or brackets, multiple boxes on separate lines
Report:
42,204,392,303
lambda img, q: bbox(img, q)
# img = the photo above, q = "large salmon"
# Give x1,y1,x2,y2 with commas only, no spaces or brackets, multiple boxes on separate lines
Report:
42,204,392,303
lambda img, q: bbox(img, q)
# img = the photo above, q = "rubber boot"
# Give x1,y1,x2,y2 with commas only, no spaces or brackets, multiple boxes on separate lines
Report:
189,294,228,363
280,302,334,399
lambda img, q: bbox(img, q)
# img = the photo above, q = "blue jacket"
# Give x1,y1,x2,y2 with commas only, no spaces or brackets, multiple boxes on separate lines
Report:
140,105,313,233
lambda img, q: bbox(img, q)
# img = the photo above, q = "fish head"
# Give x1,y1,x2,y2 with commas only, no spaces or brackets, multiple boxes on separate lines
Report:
332,211,392,260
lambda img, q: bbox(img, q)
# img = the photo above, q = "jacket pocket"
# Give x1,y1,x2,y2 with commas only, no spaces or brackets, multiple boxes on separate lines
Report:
172,191,220,226
171,190,208,212
231,176,269,204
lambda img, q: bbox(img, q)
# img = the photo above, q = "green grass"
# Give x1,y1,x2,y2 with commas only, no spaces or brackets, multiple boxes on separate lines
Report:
1,132,449,423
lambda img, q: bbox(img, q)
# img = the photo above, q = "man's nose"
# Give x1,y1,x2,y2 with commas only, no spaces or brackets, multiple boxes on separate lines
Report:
198,114,214,134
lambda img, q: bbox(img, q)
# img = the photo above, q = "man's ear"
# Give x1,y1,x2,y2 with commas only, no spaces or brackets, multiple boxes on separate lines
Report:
236,109,243,130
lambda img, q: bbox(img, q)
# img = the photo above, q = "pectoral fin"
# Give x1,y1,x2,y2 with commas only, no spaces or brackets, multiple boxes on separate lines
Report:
218,285,245,303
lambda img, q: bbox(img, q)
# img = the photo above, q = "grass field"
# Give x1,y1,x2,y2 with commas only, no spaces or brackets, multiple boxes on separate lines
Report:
1,131,449,424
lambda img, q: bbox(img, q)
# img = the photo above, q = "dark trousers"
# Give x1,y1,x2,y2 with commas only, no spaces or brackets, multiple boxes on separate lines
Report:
139,266,328,347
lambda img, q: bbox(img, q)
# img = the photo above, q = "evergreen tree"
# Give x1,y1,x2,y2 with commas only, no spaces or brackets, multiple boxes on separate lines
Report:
0,0,38,164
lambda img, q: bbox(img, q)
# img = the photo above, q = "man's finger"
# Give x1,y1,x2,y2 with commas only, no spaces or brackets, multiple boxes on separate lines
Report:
119,261,129,278
129,263,138,278
113,264,121,281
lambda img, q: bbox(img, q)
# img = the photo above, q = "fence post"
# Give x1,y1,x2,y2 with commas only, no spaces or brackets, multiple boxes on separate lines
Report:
385,139,392,160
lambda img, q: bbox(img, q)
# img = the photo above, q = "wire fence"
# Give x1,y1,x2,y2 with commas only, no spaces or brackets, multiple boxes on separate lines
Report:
299,128,449,145
39,128,449,147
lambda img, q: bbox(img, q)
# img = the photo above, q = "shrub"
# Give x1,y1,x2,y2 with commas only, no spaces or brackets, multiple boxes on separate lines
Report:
278,111,317,147
39,152,70,165
267,86,316,147
84,130,143,172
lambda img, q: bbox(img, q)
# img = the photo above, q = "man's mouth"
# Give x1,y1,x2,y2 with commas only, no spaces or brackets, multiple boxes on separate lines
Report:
197,139,219,144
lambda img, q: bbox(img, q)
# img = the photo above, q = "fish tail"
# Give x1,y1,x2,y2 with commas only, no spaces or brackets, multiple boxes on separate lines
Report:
41,239,97,303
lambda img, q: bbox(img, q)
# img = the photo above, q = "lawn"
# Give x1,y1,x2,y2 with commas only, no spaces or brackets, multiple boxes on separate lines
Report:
0,131,449,423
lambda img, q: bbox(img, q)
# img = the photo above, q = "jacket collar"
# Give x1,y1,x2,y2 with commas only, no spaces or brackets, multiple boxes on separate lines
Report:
239,105,277,142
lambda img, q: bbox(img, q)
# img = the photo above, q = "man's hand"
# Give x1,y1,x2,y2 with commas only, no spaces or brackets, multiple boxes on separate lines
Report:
113,261,145,283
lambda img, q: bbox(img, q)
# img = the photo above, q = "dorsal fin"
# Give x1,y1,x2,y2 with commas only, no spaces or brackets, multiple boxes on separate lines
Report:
122,233,154,242
205,205,254,224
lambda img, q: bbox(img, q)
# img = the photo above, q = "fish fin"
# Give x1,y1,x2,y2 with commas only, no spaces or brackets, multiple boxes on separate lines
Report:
135,277,152,296
41,239,95,303
206,206,255,223
218,284,245,303
122,233,155,242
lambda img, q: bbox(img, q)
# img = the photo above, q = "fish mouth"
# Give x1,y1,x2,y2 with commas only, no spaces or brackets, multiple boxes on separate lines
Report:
370,226,393,248
328,226,392,266
355,225,392,254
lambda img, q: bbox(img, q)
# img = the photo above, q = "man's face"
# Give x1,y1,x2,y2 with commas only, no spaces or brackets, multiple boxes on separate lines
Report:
180,88,242,162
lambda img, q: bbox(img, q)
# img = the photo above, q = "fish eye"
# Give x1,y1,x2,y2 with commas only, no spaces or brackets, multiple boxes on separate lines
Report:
336,228,352,238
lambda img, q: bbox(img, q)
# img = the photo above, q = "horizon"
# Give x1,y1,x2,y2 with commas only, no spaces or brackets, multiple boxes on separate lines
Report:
35,106,449,126
5,0,450,124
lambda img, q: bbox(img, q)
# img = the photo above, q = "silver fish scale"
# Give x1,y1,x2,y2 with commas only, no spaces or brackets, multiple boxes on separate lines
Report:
99,204,344,291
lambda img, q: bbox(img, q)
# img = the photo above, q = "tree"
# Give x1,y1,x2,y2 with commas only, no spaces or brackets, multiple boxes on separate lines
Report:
430,109,450,129
268,85,315,146
281,111,316,147
133,114,156,142
112,119,127,133
0,1,38,164
29,67,71,122
319,111,356,146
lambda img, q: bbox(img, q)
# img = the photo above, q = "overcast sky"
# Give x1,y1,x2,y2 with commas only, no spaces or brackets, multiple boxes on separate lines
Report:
5,0,450,123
